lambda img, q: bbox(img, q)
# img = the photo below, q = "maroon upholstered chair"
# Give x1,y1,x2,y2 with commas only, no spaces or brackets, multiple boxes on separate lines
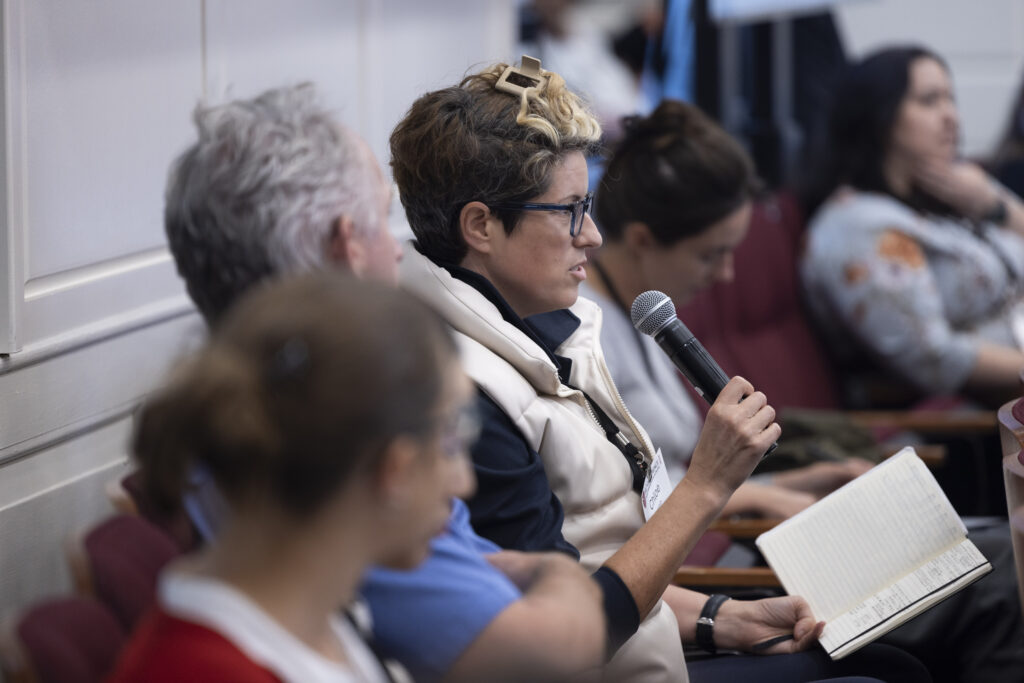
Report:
681,530,732,566
675,193,995,436
0,596,125,683
67,515,181,631
677,192,842,412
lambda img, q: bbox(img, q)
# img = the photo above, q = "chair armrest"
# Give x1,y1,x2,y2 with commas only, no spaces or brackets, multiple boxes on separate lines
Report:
848,410,996,435
880,443,947,467
708,518,780,539
672,567,781,588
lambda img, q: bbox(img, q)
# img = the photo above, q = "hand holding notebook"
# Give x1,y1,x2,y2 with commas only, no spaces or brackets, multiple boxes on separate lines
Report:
756,448,991,659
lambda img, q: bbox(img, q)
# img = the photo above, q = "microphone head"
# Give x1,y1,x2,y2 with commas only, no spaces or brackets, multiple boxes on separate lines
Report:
631,290,678,337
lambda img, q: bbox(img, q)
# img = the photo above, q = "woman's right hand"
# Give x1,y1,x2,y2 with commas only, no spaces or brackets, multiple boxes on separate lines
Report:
913,157,1001,220
685,376,780,501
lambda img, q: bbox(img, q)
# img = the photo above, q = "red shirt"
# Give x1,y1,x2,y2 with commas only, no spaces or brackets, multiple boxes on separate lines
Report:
107,608,282,683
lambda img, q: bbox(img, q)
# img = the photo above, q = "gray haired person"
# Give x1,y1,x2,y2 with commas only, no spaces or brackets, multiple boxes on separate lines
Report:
166,84,401,323
162,83,605,683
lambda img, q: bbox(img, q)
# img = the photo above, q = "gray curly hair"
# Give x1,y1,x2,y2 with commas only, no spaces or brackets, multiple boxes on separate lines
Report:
165,83,377,324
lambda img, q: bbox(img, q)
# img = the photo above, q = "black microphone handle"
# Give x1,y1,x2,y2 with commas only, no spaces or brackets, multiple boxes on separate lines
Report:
653,320,729,403
653,319,777,458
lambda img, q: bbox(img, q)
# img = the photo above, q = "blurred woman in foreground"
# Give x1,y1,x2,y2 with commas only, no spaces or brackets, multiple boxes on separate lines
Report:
109,272,474,682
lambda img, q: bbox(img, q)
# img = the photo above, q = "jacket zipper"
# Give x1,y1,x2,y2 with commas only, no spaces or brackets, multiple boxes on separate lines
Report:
571,386,649,481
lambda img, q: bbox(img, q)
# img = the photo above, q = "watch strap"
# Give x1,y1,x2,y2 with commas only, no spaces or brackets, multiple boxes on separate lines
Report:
696,593,731,654
983,198,1008,225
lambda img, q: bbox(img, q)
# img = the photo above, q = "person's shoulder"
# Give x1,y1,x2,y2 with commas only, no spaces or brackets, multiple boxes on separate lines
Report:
812,188,917,231
364,499,519,598
576,285,627,334
807,190,921,260
108,609,281,683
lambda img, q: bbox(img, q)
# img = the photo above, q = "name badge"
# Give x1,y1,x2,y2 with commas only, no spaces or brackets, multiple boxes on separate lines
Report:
642,448,673,521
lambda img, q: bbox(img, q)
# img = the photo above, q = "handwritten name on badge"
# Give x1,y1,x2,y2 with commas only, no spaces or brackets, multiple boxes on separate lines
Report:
642,448,673,521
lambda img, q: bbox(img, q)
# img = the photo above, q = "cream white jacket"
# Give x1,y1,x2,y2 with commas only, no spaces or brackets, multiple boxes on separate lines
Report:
401,244,688,682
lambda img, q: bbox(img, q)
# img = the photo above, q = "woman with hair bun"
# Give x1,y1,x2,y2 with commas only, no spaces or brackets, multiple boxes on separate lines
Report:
586,99,871,518
108,272,476,683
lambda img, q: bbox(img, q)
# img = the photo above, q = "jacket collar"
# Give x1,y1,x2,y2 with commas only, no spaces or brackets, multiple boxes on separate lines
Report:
437,257,582,384
401,242,584,392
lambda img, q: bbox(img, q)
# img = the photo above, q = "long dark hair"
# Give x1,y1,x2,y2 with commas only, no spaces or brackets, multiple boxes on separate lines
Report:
798,45,956,219
990,71,1024,168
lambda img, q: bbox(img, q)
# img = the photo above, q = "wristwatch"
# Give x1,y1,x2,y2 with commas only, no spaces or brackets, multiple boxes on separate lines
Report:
696,593,731,654
983,198,1008,225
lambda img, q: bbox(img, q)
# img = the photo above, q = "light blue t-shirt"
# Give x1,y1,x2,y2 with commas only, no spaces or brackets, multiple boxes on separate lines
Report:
361,499,521,682
184,472,520,683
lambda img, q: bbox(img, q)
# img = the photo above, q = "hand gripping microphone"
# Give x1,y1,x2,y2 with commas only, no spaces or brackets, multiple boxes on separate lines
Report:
630,290,776,458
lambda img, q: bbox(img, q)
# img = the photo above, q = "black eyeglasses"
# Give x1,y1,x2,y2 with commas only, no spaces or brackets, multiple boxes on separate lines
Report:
489,192,594,237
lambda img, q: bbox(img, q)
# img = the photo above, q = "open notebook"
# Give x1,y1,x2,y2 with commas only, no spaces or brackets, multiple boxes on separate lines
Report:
755,448,991,660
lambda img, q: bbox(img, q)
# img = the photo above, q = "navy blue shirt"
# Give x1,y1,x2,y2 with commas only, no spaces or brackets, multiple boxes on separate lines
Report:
438,260,641,655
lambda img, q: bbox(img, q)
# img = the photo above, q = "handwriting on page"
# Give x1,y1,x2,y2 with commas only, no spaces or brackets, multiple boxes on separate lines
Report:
756,450,966,621
820,539,988,654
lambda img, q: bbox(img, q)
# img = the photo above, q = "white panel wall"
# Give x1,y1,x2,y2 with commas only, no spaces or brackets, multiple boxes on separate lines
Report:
836,0,1024,156
0,0,514,640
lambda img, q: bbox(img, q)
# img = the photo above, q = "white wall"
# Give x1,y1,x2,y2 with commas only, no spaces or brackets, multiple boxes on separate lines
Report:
0,0,514,634
836,0,1024,156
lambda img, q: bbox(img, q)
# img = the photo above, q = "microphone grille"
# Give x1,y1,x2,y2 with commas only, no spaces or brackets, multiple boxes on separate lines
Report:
631,290,677,337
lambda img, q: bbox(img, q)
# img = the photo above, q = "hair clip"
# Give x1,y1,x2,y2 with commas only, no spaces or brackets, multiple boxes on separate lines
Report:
268,336,310,383
495,55,550,97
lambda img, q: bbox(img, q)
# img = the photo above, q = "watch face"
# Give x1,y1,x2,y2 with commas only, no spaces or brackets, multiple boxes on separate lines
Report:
984,199,1008,225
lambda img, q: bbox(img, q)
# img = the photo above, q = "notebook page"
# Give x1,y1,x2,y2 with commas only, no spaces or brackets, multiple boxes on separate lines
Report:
820,538,990,657
756,448,966,621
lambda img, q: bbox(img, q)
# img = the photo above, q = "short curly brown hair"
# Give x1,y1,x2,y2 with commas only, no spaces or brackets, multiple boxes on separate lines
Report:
390,62,602,264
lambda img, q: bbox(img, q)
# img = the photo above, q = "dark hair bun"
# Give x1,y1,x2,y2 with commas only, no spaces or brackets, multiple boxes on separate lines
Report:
596,100,758,244
133,345,279,516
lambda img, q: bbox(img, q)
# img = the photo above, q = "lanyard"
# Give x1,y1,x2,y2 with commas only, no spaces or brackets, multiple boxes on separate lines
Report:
566,380,648,494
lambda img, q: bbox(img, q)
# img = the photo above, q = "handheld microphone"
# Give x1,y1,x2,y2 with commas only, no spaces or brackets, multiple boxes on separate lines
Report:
630,290,776,457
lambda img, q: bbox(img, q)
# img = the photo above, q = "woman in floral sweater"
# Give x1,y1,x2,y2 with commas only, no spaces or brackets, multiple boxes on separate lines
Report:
801,45,1024,407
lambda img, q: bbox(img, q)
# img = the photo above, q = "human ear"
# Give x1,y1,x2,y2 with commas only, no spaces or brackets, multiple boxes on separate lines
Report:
372,436,422,513
622,221,657,253
328,216,367,275
458,201,498,256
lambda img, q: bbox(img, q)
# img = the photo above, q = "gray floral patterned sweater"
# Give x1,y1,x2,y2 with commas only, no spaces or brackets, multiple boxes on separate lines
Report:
801,188,1024,394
